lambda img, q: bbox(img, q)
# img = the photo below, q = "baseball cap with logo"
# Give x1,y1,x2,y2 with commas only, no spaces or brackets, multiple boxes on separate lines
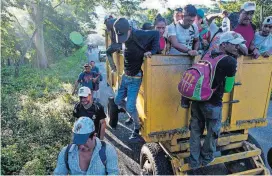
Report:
263,16,272,25
241,2,256,12
72,117,95,144
113,18,130,43
219,31,246,45
78,86,91,97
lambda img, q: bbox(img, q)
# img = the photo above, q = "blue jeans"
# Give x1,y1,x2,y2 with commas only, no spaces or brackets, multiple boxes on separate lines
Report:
189,101,222,167
114,72,142,130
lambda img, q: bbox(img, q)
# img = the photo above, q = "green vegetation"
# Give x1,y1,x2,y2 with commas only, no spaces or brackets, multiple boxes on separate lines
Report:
1,47,87,175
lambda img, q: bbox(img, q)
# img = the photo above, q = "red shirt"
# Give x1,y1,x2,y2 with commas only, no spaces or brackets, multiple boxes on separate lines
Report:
159,37,166,51
234,24,254,48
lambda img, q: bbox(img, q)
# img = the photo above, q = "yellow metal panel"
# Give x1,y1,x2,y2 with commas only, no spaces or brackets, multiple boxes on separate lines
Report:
148,56,193,133
105,32,272,140
230,58,272,125
179,148,261,171
227,168,264,175
168,134,247,153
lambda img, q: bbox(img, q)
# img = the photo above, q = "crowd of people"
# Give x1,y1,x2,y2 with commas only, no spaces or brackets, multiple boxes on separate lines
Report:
54,2,271,175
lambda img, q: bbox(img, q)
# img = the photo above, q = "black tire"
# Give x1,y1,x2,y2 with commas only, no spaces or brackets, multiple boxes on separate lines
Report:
267,148,272,169
140,143,173,175
107,97,119,128
247,133,266,165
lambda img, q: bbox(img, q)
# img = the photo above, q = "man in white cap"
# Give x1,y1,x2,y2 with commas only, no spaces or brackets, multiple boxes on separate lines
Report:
54,117,119,175
253,16,272,57
233,2,258,58
189,31,247,169
73,87,106,140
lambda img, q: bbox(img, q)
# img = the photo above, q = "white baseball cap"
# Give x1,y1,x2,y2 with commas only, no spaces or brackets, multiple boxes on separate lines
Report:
219,31,246,45
78,86,91,97
72,117,95,144
241,2,256,11
263,16,272,25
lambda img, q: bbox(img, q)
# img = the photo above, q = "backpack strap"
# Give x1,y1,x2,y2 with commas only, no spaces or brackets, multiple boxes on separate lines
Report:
64,144,73,173
99,141,107,174
201,28,223,58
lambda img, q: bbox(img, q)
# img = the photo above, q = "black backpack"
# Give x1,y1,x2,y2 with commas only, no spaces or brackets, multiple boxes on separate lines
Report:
64,141,107,174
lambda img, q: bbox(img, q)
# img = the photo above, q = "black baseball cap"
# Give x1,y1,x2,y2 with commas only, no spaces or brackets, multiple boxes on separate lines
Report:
113,18,130,43
142,22,154,30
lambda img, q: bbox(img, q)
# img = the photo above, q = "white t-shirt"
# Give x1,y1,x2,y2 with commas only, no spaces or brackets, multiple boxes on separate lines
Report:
163,23,174,38
222,17,230,32
254,32,272,54
210,20,220,39
168,22,199,55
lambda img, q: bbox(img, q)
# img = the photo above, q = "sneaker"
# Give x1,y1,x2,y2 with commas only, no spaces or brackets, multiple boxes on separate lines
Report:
202,158,215,167
124,118,133,125
129,130,145,143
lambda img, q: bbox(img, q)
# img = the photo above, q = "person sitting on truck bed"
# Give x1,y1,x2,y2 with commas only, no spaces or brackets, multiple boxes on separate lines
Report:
189,31,247,169
253,16,272,57
104,15,122,73
113,17,159,142
231,2,259,59
194,8,210,51
154,14,167,53
168,4,200,56
164,7,183,39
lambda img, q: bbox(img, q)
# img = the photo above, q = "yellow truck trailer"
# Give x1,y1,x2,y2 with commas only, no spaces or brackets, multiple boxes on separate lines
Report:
105,33,272,175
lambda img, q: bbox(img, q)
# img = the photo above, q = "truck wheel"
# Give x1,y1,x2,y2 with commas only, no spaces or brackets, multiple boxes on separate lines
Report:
140,143,173,175
268,148,272,169
247,133,266,165
107,97,119,128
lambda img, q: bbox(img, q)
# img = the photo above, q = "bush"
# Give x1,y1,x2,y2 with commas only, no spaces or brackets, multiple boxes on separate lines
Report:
1,47,87,174
20,158,46,175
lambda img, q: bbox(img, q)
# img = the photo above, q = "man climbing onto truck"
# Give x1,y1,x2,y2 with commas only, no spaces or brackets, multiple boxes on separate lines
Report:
113,17,159,142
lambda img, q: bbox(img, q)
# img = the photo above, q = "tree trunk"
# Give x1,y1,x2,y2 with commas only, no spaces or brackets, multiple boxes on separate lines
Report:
7,58,11,66
32,1,48,69
34,25,48,68
14,61,20,77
